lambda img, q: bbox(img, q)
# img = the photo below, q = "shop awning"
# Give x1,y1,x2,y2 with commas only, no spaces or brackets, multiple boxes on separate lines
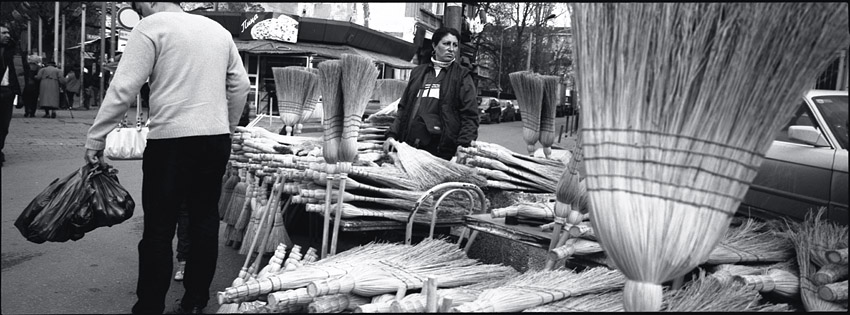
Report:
235,39,416,69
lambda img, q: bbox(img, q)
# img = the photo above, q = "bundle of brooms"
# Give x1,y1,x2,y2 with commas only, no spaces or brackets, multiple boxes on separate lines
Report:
339,54,379,164
571,2,849,311
272,67,317,136
296,67,321,136
509,71,544,155
457,141,566,193
539,75,560,159
451,267,626,312
388,139,487,190
318,60,344,164
786,208,849,311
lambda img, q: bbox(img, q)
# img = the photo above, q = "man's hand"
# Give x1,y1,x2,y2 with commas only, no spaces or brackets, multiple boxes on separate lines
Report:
383,137,397,153
85,149,104,166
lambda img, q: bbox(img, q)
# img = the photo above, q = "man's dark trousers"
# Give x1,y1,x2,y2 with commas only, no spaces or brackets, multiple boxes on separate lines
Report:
0,87,16,157
132,134,230,314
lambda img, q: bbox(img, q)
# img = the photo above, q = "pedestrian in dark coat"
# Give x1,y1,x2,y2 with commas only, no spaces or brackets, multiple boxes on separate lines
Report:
385,27,479,160
34,61,64,118
1,22,22,166
21,55,40,117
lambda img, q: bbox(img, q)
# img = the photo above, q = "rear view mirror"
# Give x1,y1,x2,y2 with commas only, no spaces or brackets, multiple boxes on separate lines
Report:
789,126,830,147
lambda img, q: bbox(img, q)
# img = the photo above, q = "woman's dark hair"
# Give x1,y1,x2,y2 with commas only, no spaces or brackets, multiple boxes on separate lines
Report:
431,27,460,47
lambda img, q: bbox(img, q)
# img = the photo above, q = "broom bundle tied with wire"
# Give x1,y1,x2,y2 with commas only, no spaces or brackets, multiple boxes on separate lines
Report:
509,71,544,155
388,139,487,190
572,2,850,311
318,60,344,164
733,268,800,299
452,267,626,313
339,54,380,163
539,75,561,159
706,217,794,264
272,67,317,136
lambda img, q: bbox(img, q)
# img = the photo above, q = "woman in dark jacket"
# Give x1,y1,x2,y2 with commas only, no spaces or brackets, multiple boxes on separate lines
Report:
384,27,479,160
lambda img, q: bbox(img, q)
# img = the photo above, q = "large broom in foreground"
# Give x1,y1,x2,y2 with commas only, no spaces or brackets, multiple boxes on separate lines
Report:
572,2,850,311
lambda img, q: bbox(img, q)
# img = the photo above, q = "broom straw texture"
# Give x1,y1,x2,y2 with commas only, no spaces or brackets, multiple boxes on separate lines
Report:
473,167,542,190
319,60,343,164
523,290,624,312
306,203,437,224
307,169,423,201
509,71,544,155
452,267,626,313
390,140,487,190
309,162,420,191
734,268,800,299
485,179,543,192
664,269,791,312
813,263,848,286
273,67,315,136
300,189,414,210
786,208,849,311
224,170,249,226
465,155,556,192
819,280,848,302
308,294,370,313
573,2,850,311
340,54,380,162
376,79,407,106
471,141,566,168
219,173,241,220
706,217,795,264
827,248,848,265
539,75,560,158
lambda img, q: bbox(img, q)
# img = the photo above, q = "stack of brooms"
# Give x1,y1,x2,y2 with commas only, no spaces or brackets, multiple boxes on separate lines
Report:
507,71,561,158
272,67,319,136
456,141,566,193
216,238,517,313
571,2,849,311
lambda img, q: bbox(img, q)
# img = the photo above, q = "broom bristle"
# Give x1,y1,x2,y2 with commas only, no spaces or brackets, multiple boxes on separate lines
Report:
664,270,792,312
224,181,248,225
392,141,487,190
340,54,380,162
733,268,800,298
539,75,560,158
376,79,407,106
573,2,850,311
787,208,849,311
319,60,344,164
509,71,544,155
272,68,316,133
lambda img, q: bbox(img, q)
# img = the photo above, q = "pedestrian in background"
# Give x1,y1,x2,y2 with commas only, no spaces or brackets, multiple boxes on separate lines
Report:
83,2,250,314
34,60,63,118
64,68,81,109
1,22,22,167
502,101,516,122
487,99,501,124
385,27,479,160
21,55,41,117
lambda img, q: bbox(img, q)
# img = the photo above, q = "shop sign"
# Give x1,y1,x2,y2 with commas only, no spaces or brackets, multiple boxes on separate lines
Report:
239,12,300,43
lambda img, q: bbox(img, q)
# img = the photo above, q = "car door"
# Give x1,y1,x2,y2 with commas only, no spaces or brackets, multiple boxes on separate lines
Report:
740,100,835,222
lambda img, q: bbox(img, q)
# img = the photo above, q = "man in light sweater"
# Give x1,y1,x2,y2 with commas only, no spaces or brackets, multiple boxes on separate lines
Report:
84,3,250,314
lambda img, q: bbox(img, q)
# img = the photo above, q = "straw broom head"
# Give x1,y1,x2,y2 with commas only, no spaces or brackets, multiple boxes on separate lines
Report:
272,67,316,135
509,71,544,155
391,140,487,190
706,217,795,264
539,75,561,158
376,79,407,106
733,268,800,299
524,290,624,312
664,269,792,312
318,60,344,164
340,54,380,163
573,3,850,311
786,208,849,311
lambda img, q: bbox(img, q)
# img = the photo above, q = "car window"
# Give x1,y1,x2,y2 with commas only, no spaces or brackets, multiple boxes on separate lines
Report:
775,101,819,145
812,95,848,149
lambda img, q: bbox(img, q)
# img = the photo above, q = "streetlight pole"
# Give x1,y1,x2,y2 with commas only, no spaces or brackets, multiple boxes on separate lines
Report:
527,10,557,71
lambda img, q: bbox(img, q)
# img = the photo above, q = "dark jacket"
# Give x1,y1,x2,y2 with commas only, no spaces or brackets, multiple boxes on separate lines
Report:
387,61,479,156
1,45,22,96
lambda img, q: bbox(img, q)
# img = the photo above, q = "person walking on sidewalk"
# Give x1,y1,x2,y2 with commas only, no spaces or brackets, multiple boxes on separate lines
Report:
64,68,81,109
22,55,41,117
83,2,250,314
1,22,23,167
35,61,63,118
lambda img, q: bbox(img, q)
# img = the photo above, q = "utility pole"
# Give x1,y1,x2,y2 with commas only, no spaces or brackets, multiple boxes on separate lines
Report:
54,2,59,64
81,3,86,108
100,1,106,104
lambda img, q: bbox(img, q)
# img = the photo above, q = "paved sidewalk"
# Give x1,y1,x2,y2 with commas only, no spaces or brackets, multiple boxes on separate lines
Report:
4,107,101,165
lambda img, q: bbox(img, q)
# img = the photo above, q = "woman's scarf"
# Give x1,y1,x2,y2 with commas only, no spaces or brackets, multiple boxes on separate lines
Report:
431,57,455,77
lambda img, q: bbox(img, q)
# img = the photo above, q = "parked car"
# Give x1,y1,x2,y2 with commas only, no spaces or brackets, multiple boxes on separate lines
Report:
738,89,848,225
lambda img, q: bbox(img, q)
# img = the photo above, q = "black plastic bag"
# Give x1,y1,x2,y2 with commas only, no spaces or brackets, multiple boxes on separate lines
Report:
14,163,135,244
73,164,135,234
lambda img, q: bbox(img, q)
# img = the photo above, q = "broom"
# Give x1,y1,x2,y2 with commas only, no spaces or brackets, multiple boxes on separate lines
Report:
247,181,285,282
389,277,515,313
339,54,379,163
305,202,457,224
238,179,269,256
473,167,543,191
572,2,849,311
664,269,792,312
218,242,430,303
259,243,287,279
375,79,407,106
307,169,424,201
827,248,848,265
307,294,370,313
231,175,280,287
219,171,241,220
464,155,557,192
491,202,555,220
224,169,249,227
305,238,517,297
734,267,800,299
267,288,314,312
786,208,850,311
460,143,567,182
452,267,626,312
705,217,794,264
813,263,849,285
272,67,315,136
539,75,560,159
264,198,293,254
549,238,604,261
708,263,772,286
509,71,544,155
309,162,420,191
385,139,487,190
544,146,587,270
819,280,848,302
523,290,624,312
568,223,595,240
296,67,321,135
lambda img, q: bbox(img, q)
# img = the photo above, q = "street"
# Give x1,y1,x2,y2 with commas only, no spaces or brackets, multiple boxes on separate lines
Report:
1,107,572,314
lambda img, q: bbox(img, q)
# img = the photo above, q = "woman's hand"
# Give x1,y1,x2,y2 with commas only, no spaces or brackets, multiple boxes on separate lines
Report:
383,137,397,153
